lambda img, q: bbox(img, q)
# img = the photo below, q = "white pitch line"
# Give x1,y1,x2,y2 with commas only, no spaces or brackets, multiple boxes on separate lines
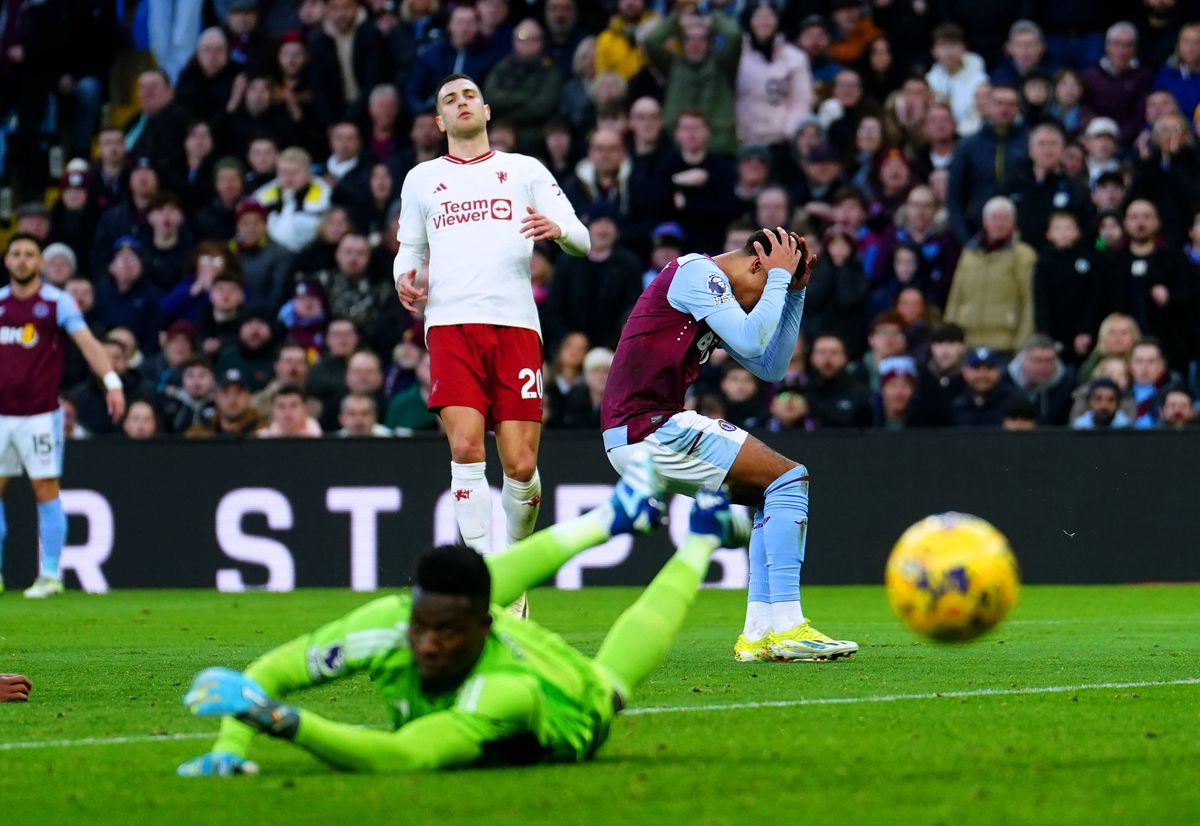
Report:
622,676,1200,716
2,677,1197,751
0,731,213,752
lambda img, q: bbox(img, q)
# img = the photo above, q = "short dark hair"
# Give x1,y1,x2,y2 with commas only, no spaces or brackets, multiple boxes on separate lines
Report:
1162,385,1194,405
739,229,806,277
931,23,965,45
1003,397,1039,422
435,73,482,107
272,384,307,403
149,191,182,212
5,232,42,254
413,545,492,611
143,67,172,86
179,355,214,374
832,185,869,210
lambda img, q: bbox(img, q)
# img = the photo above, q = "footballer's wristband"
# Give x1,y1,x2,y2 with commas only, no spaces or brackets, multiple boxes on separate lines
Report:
102,371,123,391
238,701,300,741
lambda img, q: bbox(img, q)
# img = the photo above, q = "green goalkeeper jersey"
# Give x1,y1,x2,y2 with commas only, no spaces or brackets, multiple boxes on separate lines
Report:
213,595,617,770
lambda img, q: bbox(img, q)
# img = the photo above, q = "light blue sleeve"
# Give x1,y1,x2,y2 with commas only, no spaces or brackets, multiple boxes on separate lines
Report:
53,289,87,335
666,258,792,360
726,290,806,382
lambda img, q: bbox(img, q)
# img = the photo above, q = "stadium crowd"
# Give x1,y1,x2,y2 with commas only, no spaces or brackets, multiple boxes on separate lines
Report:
5,0,1200,438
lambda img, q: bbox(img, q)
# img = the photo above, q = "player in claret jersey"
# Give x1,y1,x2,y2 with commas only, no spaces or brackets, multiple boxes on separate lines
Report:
602,228,858,663
0,234,125,597
393,74,590,616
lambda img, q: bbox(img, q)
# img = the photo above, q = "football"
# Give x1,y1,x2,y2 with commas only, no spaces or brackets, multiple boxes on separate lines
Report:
885,512,1020,641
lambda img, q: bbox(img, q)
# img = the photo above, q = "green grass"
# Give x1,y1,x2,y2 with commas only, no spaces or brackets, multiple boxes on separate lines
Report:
1,585,1198,826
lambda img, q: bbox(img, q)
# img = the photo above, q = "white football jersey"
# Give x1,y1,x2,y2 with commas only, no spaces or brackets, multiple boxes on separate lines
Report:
396,150,586,336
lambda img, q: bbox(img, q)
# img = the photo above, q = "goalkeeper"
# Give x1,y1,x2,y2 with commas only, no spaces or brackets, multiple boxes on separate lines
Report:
179,450,747,775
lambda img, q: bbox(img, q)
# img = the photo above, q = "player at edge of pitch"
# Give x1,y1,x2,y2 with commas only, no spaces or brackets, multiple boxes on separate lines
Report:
393,73,590,617
0,233,125,598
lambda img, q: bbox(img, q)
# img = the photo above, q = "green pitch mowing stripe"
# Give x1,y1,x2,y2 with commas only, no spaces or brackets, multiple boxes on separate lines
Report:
4,677,1197,751
1,585,1198,826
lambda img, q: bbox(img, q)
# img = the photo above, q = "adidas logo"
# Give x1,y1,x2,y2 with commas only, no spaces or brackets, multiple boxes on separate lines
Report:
433,182,447,193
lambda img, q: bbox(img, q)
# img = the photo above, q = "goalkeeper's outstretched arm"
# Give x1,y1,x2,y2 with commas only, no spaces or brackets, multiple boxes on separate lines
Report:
181,597,409,772
180,450,669,776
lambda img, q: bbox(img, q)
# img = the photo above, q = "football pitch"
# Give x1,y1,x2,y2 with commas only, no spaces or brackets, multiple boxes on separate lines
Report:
2,585,1197,825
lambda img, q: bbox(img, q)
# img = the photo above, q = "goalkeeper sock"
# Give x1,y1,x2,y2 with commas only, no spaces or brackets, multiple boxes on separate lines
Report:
501,470,541,547
593,535,719,700
450,461,493,555
487,506,612,606
763,466,808,630
0,498,7,571
742,509,771,640
37,498,66,579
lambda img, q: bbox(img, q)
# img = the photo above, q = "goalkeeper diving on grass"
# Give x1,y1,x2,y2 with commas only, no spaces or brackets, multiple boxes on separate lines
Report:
178,449,748,775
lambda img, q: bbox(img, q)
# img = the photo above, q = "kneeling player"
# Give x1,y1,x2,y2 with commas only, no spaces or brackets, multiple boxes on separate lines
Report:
178,451,748,775
601,228,857,663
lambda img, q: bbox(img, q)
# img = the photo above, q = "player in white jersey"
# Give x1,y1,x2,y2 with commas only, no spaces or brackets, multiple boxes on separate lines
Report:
393,74,590,616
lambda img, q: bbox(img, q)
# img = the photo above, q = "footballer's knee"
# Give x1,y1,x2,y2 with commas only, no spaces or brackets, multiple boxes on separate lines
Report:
502,454,538,483
448,437,486,464
30,478,61,503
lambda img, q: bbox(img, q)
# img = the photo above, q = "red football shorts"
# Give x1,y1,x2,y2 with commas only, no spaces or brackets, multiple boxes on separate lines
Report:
426,324,544,425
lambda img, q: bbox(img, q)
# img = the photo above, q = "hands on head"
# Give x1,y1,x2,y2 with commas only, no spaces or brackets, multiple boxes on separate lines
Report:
753,227,817,291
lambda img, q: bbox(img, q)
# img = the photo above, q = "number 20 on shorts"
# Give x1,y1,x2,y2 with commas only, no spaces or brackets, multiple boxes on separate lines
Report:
518,368,544,400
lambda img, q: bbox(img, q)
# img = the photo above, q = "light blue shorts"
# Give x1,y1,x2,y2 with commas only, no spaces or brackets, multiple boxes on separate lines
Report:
603,411,749,495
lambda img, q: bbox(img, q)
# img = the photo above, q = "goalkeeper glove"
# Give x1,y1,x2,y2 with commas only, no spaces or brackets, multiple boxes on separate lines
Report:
177,751,260,777
688,488,751,547
183,667,299,739
606,446,666,536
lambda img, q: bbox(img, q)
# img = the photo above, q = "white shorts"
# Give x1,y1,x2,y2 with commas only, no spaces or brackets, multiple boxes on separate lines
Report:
0,410,64,480
604,410,749,495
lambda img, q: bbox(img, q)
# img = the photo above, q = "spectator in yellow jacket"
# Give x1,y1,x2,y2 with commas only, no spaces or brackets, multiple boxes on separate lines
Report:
945,196,1037,354
595,0,659,80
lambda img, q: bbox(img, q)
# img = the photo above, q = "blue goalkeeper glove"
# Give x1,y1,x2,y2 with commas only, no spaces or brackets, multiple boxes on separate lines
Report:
607,446,666,536
183,667,299,739
688,488,751,547
177,751,260,777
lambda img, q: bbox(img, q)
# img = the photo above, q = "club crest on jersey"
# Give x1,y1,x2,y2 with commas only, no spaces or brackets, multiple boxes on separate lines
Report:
307,644,345,679
496,170,508,183
33,302,49,318
0,323,38,348
707,274,732,304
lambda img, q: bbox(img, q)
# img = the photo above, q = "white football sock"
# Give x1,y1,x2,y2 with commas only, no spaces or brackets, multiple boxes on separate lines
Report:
771,600,805,632
501,469,541,547
742,601,773,641
450,461,492,555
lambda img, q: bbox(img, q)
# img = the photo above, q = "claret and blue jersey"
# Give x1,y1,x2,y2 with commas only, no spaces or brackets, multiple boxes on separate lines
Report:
0,283,86,417
602,253,805,445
